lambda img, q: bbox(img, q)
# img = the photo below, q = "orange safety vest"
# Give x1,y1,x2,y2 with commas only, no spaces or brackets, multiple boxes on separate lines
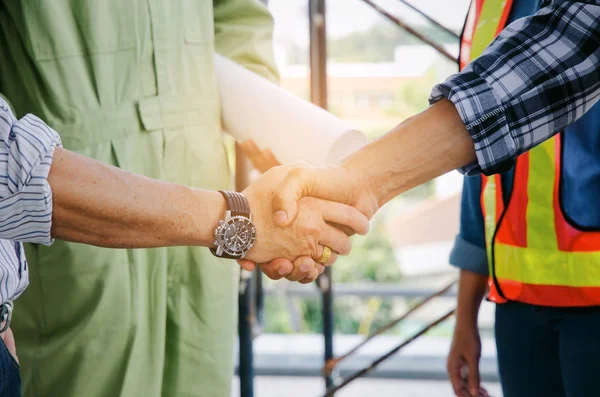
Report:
463,0,600,307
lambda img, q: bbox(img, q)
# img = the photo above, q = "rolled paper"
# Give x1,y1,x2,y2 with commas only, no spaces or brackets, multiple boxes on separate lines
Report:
215,54,368,167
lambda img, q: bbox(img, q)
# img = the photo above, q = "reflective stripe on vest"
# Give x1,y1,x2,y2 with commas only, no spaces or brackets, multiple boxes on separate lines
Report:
464,0,600,307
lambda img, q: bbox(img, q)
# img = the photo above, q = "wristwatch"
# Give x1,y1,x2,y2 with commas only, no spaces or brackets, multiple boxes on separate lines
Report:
210,191,257,259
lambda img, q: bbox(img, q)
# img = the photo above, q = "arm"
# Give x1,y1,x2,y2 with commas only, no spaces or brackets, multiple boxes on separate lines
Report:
49,147,225,248
213,0,279,83
271,1,600,222
51,150,368,263
0,99,369,281
447,177,489,397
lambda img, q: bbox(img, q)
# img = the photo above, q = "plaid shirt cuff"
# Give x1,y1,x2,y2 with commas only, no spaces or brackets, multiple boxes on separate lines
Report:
430,70,516,176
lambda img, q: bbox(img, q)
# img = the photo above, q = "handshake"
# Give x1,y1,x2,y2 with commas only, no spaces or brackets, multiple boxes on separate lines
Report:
231,162,381,284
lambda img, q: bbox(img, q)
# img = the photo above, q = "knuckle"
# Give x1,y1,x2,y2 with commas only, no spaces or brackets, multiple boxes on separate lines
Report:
343,207,355,224
260,266,281,281
285,273,300,282
290,167,307,181
299,196,317,208
340,238,352,255
304,224,321,240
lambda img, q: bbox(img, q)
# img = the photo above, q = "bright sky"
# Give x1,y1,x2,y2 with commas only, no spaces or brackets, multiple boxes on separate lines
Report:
268,0,471,48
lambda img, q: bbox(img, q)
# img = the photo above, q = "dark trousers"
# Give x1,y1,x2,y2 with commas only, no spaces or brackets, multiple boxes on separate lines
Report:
495,302,600,397
0,338,20,397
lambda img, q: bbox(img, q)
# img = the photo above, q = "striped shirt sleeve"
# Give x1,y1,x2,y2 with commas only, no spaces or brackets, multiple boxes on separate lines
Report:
0,98,62,245
430,1,600,175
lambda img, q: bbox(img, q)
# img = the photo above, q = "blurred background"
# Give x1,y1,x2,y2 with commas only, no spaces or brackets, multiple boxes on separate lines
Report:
234,1,501,396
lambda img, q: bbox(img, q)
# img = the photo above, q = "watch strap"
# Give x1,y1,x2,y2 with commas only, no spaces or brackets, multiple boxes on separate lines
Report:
219,190,250,217
209,247,241,260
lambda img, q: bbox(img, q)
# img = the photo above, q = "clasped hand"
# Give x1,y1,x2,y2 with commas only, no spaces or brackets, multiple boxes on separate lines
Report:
239,163,379,283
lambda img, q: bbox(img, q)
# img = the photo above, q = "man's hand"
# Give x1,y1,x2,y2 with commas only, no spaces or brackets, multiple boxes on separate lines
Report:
448,320,485,397
241,164,369,282
270,163,379,227
239,140,280,173
449,269,489,397
1,327,18,364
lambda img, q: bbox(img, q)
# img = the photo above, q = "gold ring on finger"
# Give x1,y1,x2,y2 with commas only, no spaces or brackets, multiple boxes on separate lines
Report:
317,246,332,264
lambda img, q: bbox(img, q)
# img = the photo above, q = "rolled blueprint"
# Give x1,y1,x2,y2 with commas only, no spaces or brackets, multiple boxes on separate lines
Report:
214,54,368,167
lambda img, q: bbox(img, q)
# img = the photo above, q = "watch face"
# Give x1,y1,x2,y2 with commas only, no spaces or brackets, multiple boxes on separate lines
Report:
215,216,256,257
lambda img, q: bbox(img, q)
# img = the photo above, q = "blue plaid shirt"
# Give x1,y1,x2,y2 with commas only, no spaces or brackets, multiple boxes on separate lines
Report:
430,0,600,176
0,98,61,304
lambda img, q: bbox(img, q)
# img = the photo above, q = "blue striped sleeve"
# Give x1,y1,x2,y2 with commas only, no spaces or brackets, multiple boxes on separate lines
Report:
0,99,62,245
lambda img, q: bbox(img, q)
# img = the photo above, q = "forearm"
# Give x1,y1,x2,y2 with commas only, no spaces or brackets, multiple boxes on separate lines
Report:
343,99,475,208
49,148,225,248
455,269,488,329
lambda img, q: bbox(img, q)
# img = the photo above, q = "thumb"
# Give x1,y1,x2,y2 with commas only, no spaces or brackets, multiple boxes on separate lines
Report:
272,166,353,227
237,259,257,272
272,166,318,227
467,355,480,396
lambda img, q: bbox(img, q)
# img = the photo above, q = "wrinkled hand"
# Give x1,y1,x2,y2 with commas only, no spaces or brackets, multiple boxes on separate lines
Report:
239,140,280,173
448,321,487,397
241,164,369,282
1,327,18,364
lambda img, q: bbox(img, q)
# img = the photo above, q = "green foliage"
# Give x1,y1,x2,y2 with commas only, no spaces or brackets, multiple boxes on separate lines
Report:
333,219,401,283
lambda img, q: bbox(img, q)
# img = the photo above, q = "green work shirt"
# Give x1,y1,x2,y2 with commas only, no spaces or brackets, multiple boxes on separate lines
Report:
0,1,278,396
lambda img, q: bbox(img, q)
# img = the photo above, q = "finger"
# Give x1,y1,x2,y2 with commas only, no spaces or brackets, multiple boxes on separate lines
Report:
316,263,325,275
467,356,481,397
318,225,352,256
239,140,261,158
328,222,355,237
253,149,280,173
313,246,338,267
448,356,467,397
318,200,370,236
272,166,347,227
237,259,257,272
263,149,280,167
240,141,276,173
259,258,294,280
323,251,338,267
285,256,316,282
271,165,313,227
299,267,320,284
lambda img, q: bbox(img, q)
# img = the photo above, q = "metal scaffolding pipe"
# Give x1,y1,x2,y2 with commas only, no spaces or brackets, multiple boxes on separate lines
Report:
324,280,456,375
308,0,335,392
396,0,460,40
359,0,458,64
237,147,255,397
322,308,456,396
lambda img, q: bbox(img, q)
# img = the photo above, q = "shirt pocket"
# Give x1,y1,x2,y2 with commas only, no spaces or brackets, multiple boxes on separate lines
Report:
22,0,139,62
